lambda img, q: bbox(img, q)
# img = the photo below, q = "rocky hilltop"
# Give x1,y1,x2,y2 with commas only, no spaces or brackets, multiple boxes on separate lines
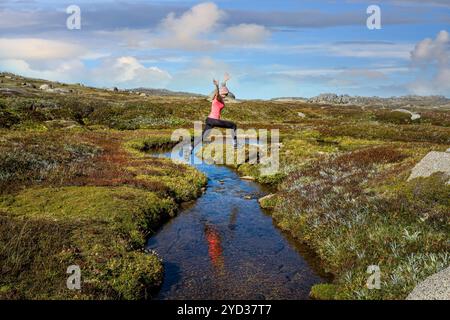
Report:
307,93,450,109
273,93,450,109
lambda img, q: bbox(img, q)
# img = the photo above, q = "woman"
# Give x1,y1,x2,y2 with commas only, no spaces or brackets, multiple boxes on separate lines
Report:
199,73,237,148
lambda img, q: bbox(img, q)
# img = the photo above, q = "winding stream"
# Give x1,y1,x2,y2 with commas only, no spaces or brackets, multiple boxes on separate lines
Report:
147,146,328,300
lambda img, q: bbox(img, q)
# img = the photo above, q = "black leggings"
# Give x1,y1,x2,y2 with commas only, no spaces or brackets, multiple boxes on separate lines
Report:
202,117,237,141
192,117,237,148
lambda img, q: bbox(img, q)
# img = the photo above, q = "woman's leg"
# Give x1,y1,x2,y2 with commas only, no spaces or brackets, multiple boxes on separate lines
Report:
192,118,213,150
206,118,237,144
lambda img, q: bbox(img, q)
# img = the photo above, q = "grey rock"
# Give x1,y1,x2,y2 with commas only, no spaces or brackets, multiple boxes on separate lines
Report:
52,88,70,94
306,93,450,109
0,87,29,96
208,90,239,103
258,194,276,209
406,266,450,300
44,120,81,129
393,108,421,120
408,151,450,183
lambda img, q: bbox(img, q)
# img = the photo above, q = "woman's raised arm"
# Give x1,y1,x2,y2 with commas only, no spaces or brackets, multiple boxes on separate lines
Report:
213,79,224,103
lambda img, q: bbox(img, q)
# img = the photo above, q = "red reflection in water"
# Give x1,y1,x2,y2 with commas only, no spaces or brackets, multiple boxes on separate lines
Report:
204,225,224,270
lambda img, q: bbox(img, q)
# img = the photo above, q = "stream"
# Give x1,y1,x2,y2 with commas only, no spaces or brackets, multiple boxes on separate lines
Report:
147,145,328,300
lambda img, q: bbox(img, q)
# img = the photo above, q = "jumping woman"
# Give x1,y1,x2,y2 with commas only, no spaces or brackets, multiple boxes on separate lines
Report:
192,73,237,150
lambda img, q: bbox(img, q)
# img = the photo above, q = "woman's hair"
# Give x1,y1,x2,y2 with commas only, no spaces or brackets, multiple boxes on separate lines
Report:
219,85,229,95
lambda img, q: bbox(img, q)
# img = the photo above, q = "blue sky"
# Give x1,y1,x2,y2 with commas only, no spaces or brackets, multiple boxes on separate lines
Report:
0,0,449,99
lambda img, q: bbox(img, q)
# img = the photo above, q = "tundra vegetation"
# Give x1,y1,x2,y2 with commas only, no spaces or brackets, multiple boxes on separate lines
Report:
0,72,449,299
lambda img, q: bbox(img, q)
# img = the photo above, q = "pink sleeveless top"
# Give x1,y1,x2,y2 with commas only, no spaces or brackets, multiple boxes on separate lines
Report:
208,97,224,120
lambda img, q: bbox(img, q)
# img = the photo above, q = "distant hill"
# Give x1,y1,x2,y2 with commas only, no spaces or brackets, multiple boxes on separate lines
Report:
272,93,450,108
273,93,450,109
307,93,450,108
129,88,205,98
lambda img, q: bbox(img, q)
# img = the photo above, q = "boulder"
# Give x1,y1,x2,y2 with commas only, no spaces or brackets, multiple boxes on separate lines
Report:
240,176,255,181
258,194,277,209
406,266,450,300
208,90,238,103
44,120,81,129
0,88,29,96
223,97,241,103
52,88,70,94
297,112,306,118
22,83,36,88
408,151,450,183
39,84,50,90
393,108,421,121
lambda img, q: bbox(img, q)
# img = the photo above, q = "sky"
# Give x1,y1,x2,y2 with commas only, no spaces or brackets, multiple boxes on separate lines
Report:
0,0,449,99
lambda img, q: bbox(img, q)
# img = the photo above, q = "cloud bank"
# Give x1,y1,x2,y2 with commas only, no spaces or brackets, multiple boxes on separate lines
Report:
409,30,450,95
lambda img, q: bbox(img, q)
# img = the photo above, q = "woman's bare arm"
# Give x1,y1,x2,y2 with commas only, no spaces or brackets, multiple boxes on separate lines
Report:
222,72,231,86
213,79,224,103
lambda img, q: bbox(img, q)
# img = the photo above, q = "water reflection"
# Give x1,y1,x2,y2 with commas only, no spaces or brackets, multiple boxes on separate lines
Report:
230,206,239,225
204,224,224,271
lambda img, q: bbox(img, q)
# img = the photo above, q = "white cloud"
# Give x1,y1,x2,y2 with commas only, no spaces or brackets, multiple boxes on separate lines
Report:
0,51,171,89
0,10,42,29
153,2,224,50
269,66,403,79
222,24,271,45
91,56,172,88
408,30,450,95
0,38,86,60
0,37,171,88
151,2,269,50
282,42,414,59
0,58,86,83
411,30,449,65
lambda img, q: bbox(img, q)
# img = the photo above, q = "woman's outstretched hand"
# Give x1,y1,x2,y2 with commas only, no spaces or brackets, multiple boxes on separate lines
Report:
223,73,231,82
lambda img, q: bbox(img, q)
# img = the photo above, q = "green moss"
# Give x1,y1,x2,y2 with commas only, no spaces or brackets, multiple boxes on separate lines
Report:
124,134,176,156
106,251,163,300
310,283,337,300
258,194,278,209
0,186,176,299
135,168,207,202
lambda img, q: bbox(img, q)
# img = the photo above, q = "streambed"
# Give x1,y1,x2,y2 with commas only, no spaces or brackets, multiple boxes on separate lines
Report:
147,148,327,299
